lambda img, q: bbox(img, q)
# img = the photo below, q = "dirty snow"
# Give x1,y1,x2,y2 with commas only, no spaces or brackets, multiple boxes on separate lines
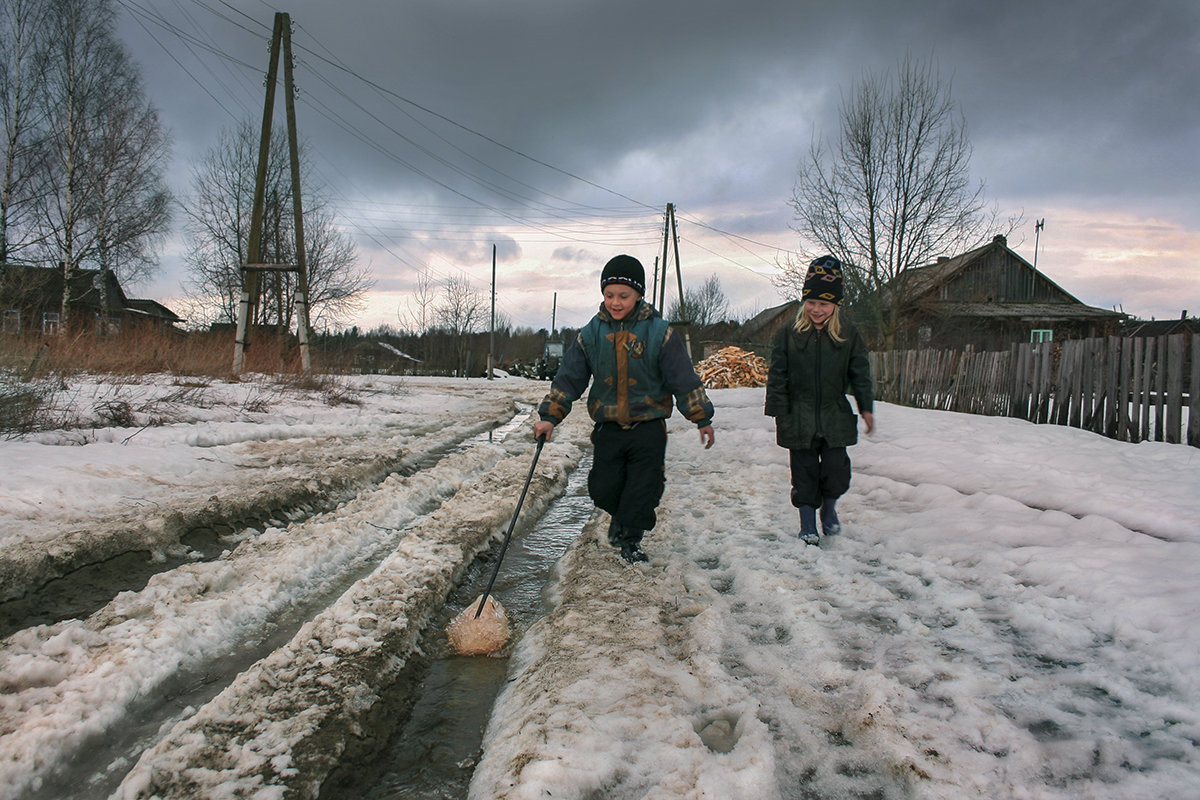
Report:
0,375,1196,799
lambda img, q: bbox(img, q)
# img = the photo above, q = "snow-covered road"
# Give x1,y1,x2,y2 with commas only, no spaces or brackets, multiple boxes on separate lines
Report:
1,375,1196,799
473,388,1200,800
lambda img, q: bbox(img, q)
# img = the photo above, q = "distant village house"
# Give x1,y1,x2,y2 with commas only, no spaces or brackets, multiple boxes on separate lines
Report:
732,234,1125,354
0,264,182,336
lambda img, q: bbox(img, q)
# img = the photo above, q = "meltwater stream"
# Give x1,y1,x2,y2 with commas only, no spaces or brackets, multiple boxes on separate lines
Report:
334,452,595,800
23,409,541,800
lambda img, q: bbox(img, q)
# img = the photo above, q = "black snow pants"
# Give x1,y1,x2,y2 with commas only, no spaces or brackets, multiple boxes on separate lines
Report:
588,420,668,533
788,436,851,509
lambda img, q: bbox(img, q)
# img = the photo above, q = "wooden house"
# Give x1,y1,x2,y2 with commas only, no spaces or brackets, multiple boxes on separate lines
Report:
731,301,801,357
891,234,1124,350
0,264,182,336
1122,312,1199,339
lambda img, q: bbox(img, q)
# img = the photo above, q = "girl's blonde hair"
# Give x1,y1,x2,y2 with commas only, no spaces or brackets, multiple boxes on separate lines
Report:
793,301,845,341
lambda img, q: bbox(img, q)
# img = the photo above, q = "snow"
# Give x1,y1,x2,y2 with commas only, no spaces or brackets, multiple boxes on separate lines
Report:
0,375,1197,799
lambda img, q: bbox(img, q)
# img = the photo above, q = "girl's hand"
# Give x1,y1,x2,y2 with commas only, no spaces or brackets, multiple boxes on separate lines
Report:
861,412,875,435
698,425,715,449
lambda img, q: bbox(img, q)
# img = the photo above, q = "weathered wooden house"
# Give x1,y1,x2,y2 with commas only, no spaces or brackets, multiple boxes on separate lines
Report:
0,264,182,336
724,234,1125,355
892,234,1124,350
732,301,801,357
1122,312,1199,338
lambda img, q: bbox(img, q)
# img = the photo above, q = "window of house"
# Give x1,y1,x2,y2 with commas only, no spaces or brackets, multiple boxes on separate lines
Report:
918,325,932,346
96,315,121,336
2,309,19,335
1030,328,1053,344
42,311,60,336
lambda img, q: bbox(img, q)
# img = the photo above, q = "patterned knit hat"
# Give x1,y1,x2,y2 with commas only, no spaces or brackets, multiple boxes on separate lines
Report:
802,255,844,305
600,254,646,295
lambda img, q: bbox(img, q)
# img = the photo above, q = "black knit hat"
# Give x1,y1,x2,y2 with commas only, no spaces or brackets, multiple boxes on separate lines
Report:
802,255,844,305
600,254,646,295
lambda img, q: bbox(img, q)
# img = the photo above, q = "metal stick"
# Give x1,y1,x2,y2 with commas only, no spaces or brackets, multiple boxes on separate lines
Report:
474,436,545,618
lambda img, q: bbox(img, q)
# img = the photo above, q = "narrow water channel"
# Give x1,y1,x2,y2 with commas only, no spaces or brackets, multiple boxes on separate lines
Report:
346,452,594,800
21,410,538,800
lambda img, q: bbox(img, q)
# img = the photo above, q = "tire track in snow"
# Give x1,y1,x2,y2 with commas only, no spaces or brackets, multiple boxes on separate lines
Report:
0,413,543,800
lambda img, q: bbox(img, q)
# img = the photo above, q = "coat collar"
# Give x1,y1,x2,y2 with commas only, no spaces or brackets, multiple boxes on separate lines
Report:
597,299,658,324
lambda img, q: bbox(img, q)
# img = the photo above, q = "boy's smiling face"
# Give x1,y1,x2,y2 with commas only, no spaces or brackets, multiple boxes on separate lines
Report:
603,284,641,321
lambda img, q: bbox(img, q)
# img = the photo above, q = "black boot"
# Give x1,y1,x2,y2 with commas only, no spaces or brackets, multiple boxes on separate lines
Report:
618,527,648,563
607,518,624,547
620,539,648,563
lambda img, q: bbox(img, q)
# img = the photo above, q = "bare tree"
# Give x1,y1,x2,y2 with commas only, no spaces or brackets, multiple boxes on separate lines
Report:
436,273,484,376
85,91,172,287
667,273,730,327
398,267,435,331
181,120,371,330
0,0,50,264
784,54,1013,346
33,0,172,328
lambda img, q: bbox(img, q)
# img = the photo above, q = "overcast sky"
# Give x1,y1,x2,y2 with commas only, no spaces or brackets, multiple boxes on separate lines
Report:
116,0,1199,332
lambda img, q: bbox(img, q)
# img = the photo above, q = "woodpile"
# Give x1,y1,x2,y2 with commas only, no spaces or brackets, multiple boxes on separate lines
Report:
696,346,769,389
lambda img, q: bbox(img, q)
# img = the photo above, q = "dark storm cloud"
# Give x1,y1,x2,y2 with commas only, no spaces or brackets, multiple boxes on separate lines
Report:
117,0,1197,323
123,0,1197,212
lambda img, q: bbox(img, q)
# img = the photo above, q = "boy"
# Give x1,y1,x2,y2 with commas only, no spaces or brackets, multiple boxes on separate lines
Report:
533,254,715,563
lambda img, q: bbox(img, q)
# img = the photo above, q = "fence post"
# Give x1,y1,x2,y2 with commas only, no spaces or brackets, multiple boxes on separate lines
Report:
1166,334,1186,444
1188,334,1199,448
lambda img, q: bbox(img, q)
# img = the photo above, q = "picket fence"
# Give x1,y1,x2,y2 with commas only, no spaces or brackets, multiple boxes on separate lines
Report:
868,334,1199,448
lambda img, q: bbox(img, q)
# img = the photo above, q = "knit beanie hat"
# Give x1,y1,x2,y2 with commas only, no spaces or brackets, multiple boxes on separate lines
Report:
802,255,844,305
600,254,646,295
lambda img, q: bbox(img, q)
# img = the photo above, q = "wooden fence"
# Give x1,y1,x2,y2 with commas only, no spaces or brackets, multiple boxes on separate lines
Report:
869,334,1199,447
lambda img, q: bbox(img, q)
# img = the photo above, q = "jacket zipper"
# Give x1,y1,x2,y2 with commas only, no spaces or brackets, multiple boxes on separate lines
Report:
813,329,823,439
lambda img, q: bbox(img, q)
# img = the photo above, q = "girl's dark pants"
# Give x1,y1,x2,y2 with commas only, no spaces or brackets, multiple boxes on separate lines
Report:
589,420,667,539
788,436,851,508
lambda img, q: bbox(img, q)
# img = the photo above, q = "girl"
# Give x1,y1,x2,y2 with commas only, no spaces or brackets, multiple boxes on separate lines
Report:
533,254,715,563
765,255,874,545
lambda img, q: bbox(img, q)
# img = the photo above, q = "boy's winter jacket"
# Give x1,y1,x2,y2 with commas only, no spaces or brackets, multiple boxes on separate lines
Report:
765,321,873,449
538,300,713,429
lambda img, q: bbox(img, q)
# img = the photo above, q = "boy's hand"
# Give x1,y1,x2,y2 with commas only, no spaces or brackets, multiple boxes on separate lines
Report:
533,420,555,442
861,412,875,435
698,425,715,449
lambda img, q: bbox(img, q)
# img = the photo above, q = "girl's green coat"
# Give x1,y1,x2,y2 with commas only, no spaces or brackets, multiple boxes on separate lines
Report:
764,321,874,449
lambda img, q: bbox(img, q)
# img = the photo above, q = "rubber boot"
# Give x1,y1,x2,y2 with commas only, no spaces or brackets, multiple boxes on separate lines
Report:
798,506,820,546
820,498,841,536
619,528,648,563
607,518,624,547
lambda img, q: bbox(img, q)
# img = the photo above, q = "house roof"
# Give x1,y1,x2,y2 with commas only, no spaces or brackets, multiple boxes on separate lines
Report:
1123,317,1200,337
901,235,1122,320
125,298,184,323
917,301,1124,322
741,300,798,340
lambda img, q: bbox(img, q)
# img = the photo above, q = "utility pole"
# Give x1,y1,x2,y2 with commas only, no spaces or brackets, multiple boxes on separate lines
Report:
655,203,693,356
488,244,496,380
658,209,671,310
1033,218,1045,271
232,12,312,376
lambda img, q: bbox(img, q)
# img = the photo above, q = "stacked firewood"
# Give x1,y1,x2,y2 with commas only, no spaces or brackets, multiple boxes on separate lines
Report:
696,346,769,388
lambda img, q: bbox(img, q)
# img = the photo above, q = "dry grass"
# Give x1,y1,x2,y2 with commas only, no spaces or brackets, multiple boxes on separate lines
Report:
0,328,373,435
0,328,327,378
